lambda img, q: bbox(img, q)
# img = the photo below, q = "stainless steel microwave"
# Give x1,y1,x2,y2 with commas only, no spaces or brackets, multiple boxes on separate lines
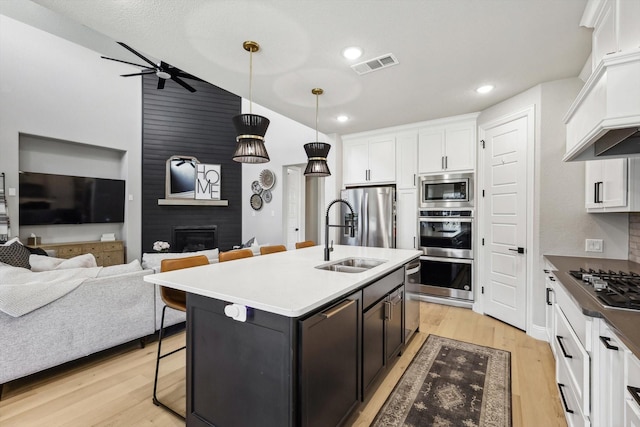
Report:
419,173,474,208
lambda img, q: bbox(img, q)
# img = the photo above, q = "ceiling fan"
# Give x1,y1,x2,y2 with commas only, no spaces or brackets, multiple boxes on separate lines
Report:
101,42,202,92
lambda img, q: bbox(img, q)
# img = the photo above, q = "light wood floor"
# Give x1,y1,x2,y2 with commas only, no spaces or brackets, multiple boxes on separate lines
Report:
0,303,566,427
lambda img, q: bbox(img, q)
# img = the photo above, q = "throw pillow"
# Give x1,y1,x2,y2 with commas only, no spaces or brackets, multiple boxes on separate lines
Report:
29,254,66,272
25,246,48,256
0,241,31,269
97,259,143,277
54,253,97,270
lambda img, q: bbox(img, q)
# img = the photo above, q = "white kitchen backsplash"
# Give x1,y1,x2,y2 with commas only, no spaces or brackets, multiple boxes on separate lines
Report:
629,213,640,264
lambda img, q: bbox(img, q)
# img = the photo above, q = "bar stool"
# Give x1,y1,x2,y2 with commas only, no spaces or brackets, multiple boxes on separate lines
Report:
295,240,315,249
259,245,287,255
153,254,209,419
219,248,254,262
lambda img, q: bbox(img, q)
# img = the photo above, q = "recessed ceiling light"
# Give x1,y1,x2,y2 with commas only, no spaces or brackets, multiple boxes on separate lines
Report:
476,85,494,94
337,115,349,122
342,47,363,60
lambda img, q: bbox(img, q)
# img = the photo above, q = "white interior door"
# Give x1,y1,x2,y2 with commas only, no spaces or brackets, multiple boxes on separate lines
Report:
481,115,528,330
284,166,303,249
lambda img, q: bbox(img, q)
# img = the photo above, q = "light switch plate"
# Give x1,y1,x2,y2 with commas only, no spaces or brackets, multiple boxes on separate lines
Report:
585,239,603,252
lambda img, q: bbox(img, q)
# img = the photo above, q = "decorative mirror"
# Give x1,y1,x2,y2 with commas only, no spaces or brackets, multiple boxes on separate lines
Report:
165,155,199,199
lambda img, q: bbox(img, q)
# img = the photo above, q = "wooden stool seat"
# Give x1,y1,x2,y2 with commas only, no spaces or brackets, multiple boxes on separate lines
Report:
219,248,254,262
260,245,287,255
295,240,315,249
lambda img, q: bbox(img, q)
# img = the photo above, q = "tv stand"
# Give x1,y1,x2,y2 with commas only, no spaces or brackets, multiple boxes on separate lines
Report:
36,240,125,266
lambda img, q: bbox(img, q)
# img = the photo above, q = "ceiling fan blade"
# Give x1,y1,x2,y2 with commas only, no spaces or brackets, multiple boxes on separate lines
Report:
116,42,157,68
101,56,151,69
120,71,156,77
174,70,204,81
157,78,166,90
172,76,197,92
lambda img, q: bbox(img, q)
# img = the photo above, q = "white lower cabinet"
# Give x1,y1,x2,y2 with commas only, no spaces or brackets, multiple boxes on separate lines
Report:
551,283,591,426
592,319,624,427
626,348,640,426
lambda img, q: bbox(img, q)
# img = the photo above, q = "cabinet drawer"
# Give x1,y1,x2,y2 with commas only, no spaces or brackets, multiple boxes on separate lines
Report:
82,243,103,253
627,350,640,391
362,268,403,310
555,304,590,416
102,241,124,251
557,361,589,427
554,283,590,348
56,246,82,257
626,394,640,426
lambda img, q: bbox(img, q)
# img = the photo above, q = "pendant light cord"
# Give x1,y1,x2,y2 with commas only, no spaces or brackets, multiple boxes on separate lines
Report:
315,92,319,141
249,48,253,115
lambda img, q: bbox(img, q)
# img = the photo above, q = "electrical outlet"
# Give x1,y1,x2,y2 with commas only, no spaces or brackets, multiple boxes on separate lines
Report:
585,239,604,252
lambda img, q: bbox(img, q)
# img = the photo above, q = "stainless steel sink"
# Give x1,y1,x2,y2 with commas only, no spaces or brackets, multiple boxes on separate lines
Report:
315,257,387,273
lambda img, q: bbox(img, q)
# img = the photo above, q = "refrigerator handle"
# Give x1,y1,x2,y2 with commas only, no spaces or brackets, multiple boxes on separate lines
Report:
362,192,368,246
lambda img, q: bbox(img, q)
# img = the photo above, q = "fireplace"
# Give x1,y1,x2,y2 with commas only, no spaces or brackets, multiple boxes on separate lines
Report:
172,225,218,253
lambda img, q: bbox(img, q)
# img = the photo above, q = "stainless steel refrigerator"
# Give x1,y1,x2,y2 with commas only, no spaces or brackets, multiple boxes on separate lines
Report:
339,186,395,248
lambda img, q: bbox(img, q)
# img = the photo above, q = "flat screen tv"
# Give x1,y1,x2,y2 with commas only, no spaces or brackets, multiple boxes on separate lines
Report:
19,172,125,225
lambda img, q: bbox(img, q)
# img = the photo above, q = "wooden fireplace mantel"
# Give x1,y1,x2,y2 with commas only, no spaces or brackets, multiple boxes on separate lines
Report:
157,199,229,206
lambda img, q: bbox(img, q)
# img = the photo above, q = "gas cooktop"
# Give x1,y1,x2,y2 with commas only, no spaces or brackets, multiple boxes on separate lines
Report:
569,268,640,311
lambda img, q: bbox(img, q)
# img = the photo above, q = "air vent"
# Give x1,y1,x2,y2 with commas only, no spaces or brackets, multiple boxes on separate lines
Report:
351,53,399,75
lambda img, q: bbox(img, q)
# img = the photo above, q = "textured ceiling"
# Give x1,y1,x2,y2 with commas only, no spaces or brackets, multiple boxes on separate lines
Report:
6,0,591,135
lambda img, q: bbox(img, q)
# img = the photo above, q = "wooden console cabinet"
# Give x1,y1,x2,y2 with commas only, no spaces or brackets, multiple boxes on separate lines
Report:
37,240,125,266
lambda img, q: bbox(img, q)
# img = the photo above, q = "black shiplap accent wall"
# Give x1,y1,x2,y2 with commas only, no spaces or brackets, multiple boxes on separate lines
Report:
141,74,242,252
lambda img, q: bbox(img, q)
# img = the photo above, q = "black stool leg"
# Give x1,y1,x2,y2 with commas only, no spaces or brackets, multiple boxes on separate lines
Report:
152,305,186,420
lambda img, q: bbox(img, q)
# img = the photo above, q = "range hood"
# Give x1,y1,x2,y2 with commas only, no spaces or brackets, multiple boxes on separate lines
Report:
563,49,640,161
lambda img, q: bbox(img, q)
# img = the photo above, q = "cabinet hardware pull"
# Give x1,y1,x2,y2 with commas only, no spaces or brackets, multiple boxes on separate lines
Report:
320,299,355,319
549,276,555,281
628,386,640,408
546,288,553,305
599,336,619,351
441,156,445,170
445,156,448,170
556,336,573,359
544,269,550,273
558,383,574,414
594,182,599,204
384,301,391,320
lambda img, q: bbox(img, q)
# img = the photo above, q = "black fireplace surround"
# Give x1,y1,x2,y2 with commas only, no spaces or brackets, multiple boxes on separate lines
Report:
172,225,218,253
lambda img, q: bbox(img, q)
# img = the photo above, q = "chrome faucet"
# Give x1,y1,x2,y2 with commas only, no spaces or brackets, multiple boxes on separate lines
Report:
324,199,357,261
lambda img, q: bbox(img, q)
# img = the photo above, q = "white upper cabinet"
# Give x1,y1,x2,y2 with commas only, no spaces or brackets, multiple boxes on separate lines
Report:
396,189,417,250
343,135,395,186
589,0,640,70
564,0,640,161
585,157,640,212
418,117,477,174
395,132,418,189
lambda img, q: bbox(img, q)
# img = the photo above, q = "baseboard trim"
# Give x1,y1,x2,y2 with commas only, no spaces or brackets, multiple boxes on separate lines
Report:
527,324,548,342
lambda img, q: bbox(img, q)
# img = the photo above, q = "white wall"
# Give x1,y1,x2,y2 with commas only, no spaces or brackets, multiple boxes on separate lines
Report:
241,100,338,247
0,16,142,259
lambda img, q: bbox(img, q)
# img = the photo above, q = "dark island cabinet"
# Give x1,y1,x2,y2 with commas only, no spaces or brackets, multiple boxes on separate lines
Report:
185,266,407,427
362,268,405,397
299,291,362,427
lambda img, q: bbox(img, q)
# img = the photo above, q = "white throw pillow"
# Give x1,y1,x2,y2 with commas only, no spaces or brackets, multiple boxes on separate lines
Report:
97,259,143,277
54,253,97,269
141,248,218,270
29,254,66,272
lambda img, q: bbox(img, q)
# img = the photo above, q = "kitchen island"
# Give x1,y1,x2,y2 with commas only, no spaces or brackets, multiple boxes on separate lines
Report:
145,245,421,427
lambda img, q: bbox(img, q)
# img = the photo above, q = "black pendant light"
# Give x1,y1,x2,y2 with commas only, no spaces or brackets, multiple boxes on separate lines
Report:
233,41,270,163
304,88,331,177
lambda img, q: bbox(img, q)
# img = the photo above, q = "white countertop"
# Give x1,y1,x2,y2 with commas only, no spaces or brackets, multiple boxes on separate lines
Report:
144,245,421,317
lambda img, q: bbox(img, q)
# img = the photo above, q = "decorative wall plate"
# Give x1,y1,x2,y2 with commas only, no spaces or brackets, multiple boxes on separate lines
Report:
250,193,263,210
251,180,262,194
259,169,275,190
262,189,272,203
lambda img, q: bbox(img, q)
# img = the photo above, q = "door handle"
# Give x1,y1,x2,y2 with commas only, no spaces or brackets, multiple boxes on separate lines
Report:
508,247,525,254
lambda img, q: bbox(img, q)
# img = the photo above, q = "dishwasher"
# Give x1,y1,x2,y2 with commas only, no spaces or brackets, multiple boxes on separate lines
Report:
404,259,421,341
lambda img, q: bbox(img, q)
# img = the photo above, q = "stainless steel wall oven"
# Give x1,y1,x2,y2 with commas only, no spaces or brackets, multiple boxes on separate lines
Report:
418,207,474,302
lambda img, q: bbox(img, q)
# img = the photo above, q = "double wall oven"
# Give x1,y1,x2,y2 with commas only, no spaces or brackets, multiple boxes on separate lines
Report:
418,173,474,302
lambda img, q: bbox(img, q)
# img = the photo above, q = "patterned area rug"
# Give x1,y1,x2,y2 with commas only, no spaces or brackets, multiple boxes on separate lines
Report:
372,335,512,427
